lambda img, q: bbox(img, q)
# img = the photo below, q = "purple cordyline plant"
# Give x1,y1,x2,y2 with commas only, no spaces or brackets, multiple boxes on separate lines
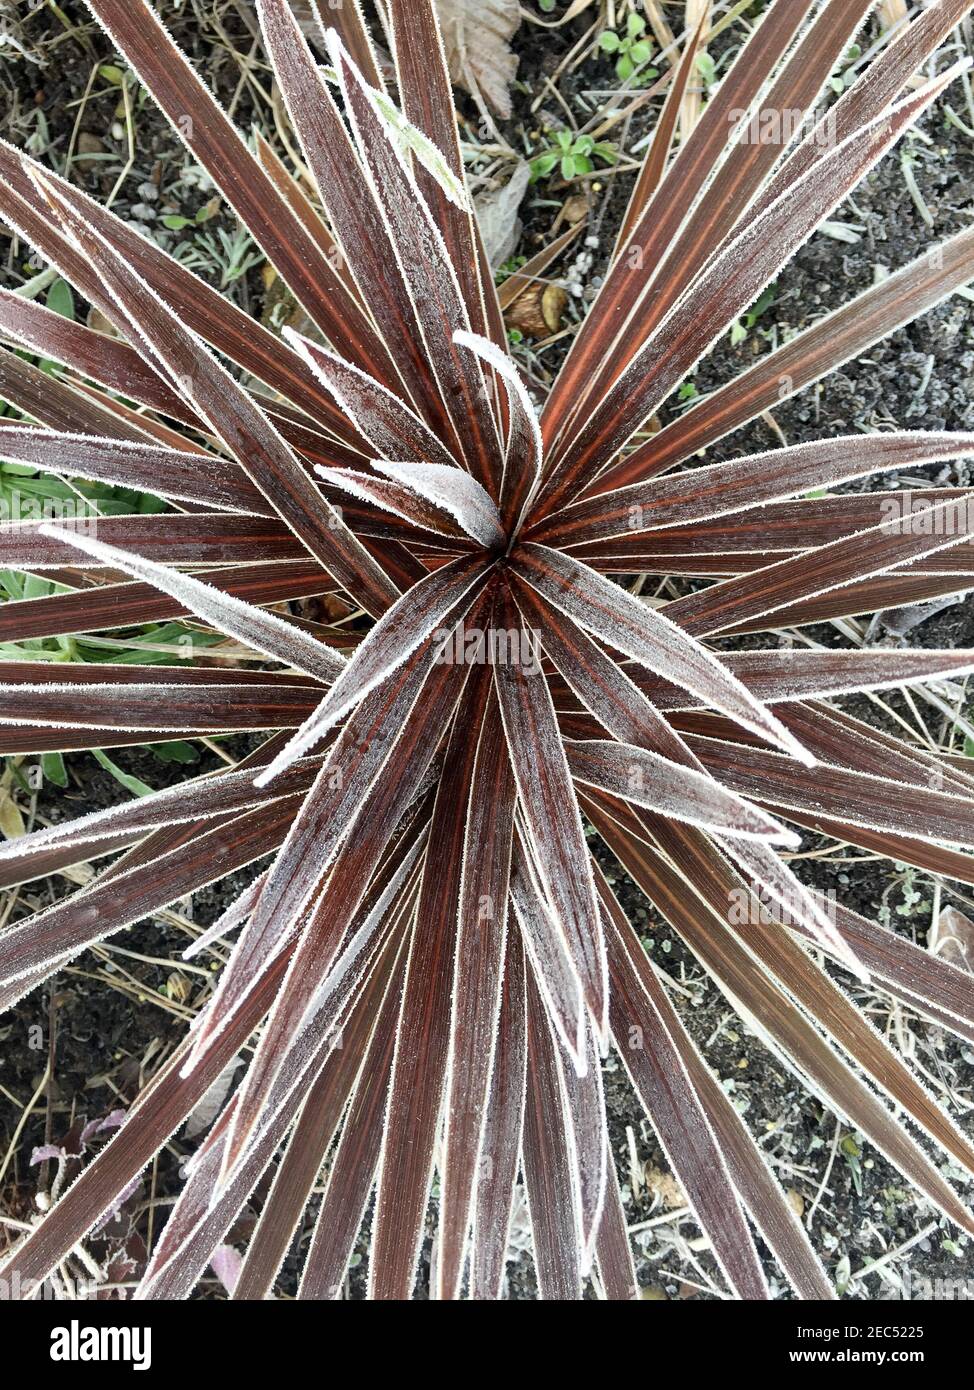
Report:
1,0,974,1301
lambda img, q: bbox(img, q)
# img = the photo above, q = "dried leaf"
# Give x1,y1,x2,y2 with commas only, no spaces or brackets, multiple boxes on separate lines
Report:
475,161,531,269
436,0,520,117
930,908,974,974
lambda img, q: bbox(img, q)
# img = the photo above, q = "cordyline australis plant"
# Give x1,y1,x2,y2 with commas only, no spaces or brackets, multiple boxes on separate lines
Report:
2,0,974,1303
